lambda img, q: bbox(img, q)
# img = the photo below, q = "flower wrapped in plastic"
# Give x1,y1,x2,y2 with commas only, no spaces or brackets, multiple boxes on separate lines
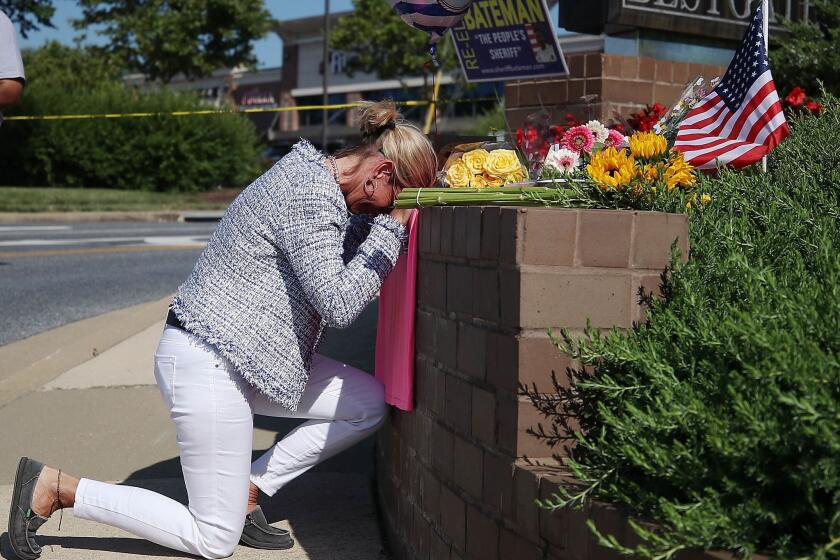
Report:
537,121,705,211
395,120,705,213
653,76,721,144
439,141,529,189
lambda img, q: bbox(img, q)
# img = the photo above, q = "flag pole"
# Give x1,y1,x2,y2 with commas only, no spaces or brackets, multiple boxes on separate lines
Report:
761,0,769,173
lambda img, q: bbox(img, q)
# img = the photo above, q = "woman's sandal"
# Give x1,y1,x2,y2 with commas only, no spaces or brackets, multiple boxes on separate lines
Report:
7,457,63,560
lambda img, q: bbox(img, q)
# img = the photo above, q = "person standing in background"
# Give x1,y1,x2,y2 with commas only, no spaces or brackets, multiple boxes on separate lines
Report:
0,9,25,116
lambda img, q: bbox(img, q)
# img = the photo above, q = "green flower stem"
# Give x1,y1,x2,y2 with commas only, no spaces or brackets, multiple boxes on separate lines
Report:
394,187,577,208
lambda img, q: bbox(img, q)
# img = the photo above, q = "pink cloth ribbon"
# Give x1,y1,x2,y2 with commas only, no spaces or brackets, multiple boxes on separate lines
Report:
375,209,419,411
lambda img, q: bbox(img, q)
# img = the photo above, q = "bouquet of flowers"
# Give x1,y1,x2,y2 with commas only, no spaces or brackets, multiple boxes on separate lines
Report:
440,142,528,188
539,121,708,210
394,115,708,211
653,76,720,144
392,140,576,208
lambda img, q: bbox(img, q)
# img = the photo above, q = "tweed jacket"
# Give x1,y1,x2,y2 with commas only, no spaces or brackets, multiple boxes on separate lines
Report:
170,140,406,411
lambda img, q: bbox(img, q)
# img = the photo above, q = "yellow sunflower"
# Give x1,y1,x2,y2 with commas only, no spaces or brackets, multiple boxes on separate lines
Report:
640,163,660,182
587,147,636,190
664,153,697,190
629,131,668,160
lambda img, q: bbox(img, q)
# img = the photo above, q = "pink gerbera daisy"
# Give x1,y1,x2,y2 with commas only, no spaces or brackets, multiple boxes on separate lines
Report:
561,125,595,154
604,129,626,148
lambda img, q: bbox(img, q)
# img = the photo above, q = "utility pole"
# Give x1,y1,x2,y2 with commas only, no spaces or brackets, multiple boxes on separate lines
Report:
322,0,330,151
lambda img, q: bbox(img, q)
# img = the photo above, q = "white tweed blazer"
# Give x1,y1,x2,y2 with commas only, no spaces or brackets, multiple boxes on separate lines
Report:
170,140,405,410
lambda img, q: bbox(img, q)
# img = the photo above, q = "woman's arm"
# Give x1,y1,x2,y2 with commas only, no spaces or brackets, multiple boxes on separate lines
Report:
342,214,374,264
274,184,405,328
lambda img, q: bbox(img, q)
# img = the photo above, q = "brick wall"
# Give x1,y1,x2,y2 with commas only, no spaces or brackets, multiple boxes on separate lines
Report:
505,53,725,127
376,206,690,560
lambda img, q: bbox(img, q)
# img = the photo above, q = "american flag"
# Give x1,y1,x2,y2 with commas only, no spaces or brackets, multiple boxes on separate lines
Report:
674,1,789,171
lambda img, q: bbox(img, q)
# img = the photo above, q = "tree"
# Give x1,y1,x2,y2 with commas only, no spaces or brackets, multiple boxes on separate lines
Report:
330,0,461,94
73,0,274,83
772,0,840,95
0,0,55,38
20,41,121,89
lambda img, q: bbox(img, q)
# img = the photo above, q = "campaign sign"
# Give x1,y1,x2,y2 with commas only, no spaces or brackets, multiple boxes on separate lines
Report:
452,0,568,82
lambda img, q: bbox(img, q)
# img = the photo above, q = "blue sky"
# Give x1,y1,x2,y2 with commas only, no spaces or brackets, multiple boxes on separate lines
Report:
19,1,560,69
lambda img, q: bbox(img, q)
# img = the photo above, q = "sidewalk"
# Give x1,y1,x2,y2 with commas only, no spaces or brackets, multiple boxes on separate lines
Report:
0,299,387,560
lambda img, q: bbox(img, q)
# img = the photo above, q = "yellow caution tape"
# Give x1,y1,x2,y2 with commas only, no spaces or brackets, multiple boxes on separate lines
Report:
2,98,499,122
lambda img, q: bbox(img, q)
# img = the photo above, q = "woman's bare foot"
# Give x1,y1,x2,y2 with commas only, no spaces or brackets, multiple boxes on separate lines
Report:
247,482,260,514
30,465,79,517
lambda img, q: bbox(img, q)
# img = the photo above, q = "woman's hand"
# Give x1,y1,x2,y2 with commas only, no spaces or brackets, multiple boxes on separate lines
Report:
388,208,412,226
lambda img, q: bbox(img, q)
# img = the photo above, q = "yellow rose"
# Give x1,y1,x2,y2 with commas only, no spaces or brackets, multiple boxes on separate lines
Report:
504,166,528,184
483,173,504,188
462,149,490,175
470,173,490,188
484,149,522,177
446,159,471,188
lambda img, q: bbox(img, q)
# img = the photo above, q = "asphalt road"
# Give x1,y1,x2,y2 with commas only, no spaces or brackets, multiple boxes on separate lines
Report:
0,221,217,346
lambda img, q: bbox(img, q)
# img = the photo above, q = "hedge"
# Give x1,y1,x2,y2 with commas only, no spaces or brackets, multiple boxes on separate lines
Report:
0,43,262,192
524,96,840,559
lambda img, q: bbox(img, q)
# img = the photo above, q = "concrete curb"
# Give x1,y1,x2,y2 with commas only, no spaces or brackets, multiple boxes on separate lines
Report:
0,295,172,407
0,211,223,224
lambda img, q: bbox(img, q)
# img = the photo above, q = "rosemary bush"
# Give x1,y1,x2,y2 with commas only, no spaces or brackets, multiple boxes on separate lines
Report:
522,97,840,559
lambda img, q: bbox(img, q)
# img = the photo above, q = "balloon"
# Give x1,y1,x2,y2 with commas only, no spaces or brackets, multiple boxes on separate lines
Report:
389,0,475,45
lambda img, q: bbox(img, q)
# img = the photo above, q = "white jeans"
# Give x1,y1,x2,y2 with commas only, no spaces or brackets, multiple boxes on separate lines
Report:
73,325,388,559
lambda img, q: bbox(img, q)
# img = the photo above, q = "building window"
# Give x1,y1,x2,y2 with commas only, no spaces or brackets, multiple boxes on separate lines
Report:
364,87,425,122
295,93,348,127
445,82,504,118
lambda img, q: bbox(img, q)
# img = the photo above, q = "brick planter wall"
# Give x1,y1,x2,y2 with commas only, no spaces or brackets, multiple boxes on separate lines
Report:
505,52,725,126
376,206,689,560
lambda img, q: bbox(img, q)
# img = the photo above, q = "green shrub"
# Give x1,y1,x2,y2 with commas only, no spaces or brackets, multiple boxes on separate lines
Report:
771,0,840,95
0,43,262,192
523,98,840,559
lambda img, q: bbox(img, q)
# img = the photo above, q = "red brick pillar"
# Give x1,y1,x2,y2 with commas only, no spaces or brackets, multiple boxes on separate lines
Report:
376,206,688,560
505,53,725,127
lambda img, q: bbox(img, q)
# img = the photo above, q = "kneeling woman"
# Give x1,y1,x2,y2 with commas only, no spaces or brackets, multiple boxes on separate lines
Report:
9,101,436,559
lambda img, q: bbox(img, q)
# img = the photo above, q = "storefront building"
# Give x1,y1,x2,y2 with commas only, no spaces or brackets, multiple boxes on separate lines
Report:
506,0,812,128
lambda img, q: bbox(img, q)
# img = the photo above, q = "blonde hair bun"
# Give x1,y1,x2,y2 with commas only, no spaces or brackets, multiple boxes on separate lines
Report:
337,98,437,189
358,100,404,140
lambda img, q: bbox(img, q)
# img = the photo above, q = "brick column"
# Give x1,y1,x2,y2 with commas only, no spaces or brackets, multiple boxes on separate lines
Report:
377,206,689,560
505,53,725,126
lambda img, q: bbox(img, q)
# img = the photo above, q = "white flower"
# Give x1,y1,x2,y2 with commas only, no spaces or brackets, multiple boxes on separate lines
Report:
543,145,580,174
585,120,609,144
